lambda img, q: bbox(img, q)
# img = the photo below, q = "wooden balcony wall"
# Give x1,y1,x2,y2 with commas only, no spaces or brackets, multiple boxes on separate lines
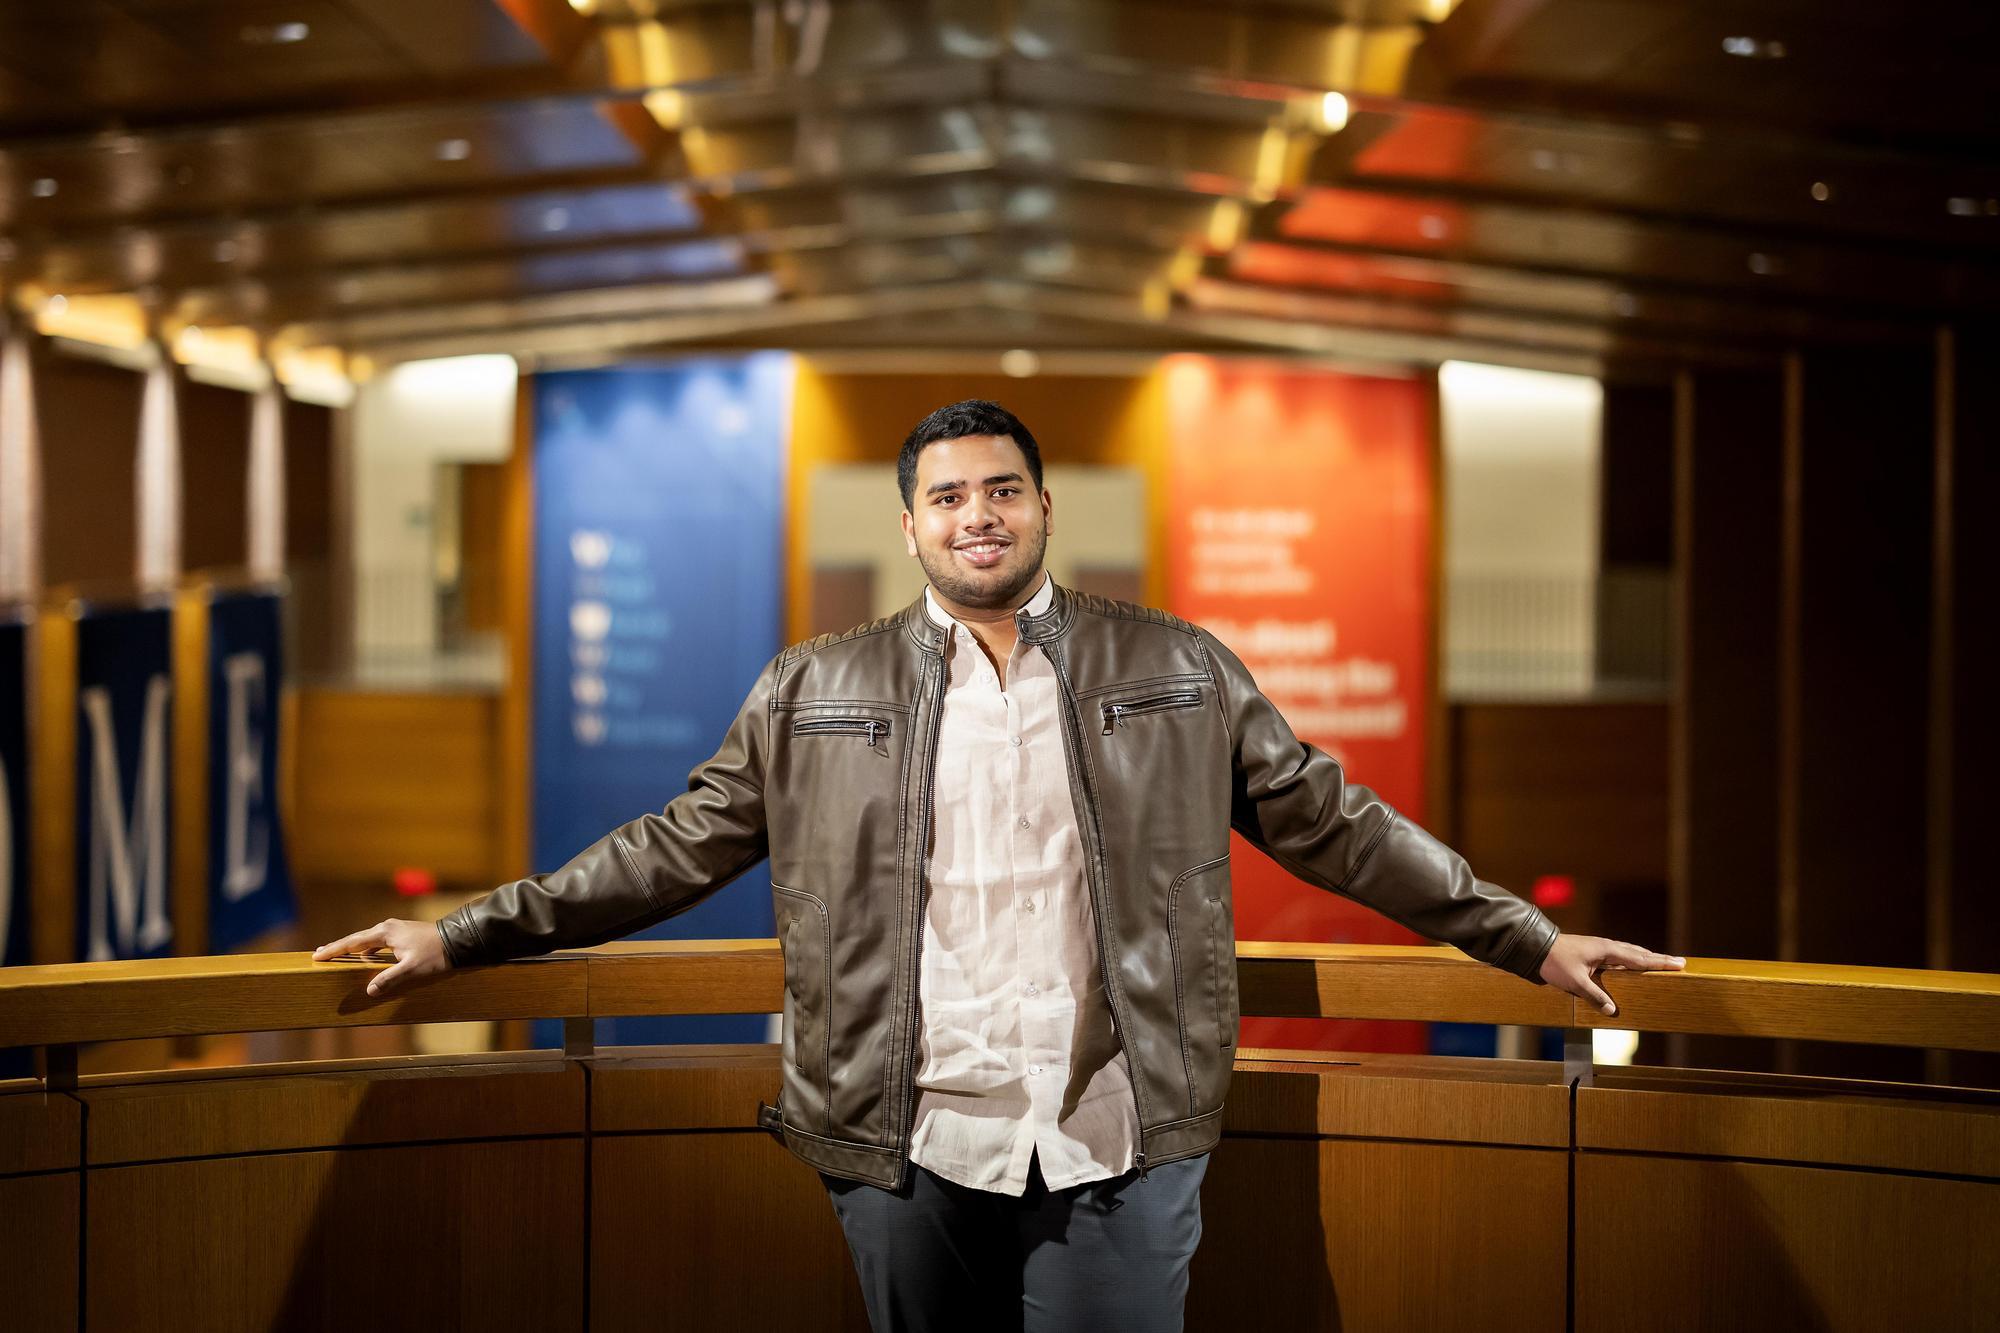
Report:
2,946,1995,1333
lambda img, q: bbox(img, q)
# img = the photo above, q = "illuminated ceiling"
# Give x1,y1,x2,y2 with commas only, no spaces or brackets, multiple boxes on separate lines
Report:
1,0,1995,375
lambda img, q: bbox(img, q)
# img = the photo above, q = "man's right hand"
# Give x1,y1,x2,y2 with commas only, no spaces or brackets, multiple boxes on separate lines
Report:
310,919,452,998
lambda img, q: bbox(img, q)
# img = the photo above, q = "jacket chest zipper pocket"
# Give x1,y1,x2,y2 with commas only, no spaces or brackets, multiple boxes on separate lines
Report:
1100,689,1201,734
793,717,891,746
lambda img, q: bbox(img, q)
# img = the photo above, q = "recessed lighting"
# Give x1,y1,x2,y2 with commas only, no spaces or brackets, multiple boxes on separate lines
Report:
1722,35,1786,59
241,21,310,44
1000,349,1039,378
435,138,473,162
29,177,57,198
542,206,571,231
1947,196,1978,216
1417,214,1448,239
184,326,205,345
47,294,68,314
1529,149,1580,173
1612,293,1639,318
214,239,240,262
1747,252,1783,275
1810,181,1831,202
1315,92,1350,135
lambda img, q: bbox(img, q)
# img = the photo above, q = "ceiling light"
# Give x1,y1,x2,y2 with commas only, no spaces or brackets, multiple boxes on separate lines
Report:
241,21,310,44
47,294,67,314
1417,214,1448,239
214,239,240,262
1000,349,1039,378
1314,92,1350,135
1721,35,1786,59
542,206,571,232
1747,252,1782,275
1612,293,1638,318
30,177,56,198
1810,181,1831,202
435,138,473,162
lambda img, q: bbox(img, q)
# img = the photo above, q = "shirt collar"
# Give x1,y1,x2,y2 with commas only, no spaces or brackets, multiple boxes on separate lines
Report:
924,569,1054,632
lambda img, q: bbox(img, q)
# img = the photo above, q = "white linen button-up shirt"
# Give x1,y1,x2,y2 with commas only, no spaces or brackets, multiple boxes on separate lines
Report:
905,572,1140,1195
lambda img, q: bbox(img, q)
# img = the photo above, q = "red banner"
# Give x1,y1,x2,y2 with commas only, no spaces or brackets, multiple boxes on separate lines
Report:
1163,355,1435,1054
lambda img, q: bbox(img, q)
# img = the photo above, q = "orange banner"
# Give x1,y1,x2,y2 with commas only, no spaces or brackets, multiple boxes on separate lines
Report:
1164,355,1435,1054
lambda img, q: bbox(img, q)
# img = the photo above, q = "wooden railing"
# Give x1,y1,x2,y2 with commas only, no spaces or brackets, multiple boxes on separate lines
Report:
3,944,1996,1333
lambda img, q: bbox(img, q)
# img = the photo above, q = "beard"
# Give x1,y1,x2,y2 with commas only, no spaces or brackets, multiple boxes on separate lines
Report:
916,522,1050,611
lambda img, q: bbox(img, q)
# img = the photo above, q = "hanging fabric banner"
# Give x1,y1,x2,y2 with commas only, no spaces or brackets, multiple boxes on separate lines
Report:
0,614,26,970
1164,355,1437,1054
531,354,793,1046
206,589,297,952
74,604,175,963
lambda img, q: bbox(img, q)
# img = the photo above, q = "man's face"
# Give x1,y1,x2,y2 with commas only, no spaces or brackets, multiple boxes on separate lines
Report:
901,434,1053,611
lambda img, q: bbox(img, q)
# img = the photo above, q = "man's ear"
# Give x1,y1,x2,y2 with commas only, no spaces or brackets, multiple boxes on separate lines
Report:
900,508,918,558
1041,488,1054,538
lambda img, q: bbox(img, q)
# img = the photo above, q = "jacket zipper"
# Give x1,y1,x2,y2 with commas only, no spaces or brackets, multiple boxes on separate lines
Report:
793,717,889,745
1052,646,1152,1180
897,658,948,1183
1100,689,1202,735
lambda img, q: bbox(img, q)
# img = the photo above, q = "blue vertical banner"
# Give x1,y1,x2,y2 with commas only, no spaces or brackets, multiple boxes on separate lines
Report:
74,605,175,963
207,589,298,952
0,615,26,973
0,615,27,1079
531,355,792,1046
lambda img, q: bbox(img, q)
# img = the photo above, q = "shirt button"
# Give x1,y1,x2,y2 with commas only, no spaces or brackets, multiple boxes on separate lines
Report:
1024,900,1036,913
1030,1064,1043,1075
1019,816,1031,829
1024,983,1038,996
1011,735,1022,747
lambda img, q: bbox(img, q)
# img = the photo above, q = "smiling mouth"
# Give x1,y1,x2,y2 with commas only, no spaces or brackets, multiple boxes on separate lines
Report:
953,539,1011,567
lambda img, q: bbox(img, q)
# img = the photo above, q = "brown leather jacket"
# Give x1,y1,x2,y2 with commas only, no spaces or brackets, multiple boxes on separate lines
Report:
437,582,1560,1187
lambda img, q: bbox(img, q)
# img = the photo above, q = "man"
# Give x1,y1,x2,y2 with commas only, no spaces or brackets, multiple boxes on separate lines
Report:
314,399,1683,1331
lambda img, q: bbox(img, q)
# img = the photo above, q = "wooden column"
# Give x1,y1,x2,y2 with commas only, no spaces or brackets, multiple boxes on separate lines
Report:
1784,341,1935,1081
1669,364,1785,1072
1938,323,2000,1088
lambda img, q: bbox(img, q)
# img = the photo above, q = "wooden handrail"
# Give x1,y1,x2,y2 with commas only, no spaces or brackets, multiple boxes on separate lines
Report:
2,941,1997,1054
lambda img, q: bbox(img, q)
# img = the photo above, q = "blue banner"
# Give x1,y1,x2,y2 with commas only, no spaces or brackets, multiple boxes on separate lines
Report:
207,590,298,952
0,616,25,973
531,356,792,1047
0,615,26,1078
75,605,174,963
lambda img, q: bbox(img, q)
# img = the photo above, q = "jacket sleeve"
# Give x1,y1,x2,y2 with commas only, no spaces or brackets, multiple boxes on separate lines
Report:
1198,627,1559,984
434,653,778,968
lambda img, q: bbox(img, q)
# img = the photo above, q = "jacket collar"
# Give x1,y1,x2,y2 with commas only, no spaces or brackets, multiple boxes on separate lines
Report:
901,571,1073,654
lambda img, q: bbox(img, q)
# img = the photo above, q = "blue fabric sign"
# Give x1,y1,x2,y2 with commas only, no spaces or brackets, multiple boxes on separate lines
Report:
0,616,26,973
206,590,298,952
74,605,175,963
531,355,792,1046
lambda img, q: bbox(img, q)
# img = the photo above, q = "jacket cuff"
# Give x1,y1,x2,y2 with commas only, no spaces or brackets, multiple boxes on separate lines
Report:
1498,913,1560,984
435,912,479,969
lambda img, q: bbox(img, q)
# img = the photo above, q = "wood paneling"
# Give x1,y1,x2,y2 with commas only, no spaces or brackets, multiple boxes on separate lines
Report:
1223,1051,1567,1146
178,379,250,574
1575,1153,2000,1333
35,350,139,590
87,1138,584,1333
1449,700,1668,886
1672,364,1784,1073
592,1132,869,1333
0,1082,82,1175
81,1055,582,1165
0,1170,79,1333
291,688,503,885
1190,1136,1568,1332
1787,343,1935,1082
1579,1066,2000,1181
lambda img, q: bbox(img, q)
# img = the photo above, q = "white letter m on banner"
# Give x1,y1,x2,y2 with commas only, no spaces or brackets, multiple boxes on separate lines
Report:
82,675,173,961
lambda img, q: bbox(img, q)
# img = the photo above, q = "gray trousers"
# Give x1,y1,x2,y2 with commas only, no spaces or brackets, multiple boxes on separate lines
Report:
820,1148,1209,1333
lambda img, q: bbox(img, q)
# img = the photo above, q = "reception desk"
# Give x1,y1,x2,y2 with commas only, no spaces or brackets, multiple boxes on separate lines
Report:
3,943,1996,1331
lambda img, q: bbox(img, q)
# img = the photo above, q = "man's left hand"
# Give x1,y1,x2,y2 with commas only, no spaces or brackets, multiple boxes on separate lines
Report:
1538,934,1684,1017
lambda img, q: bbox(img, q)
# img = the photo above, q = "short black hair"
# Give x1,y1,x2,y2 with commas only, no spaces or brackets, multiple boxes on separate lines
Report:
897,400,1043,511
